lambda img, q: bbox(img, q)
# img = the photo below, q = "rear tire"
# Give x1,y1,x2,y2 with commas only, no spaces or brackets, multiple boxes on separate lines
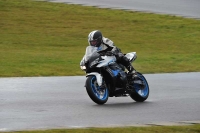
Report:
130,72,149,102
86,76,109,104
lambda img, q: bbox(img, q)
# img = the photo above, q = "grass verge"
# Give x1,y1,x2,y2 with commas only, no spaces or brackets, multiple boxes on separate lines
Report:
0,0,200,77
4,124,200,133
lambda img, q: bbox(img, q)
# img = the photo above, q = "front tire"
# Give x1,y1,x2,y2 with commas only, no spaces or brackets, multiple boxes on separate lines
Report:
86,76,109,104
130,72,149,102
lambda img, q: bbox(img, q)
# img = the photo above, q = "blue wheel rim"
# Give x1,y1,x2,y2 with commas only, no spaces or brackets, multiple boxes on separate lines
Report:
133,75,149,97
91,76,108,100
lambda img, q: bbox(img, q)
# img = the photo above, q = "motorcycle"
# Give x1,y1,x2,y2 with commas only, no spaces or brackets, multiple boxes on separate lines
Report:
80,46,149,104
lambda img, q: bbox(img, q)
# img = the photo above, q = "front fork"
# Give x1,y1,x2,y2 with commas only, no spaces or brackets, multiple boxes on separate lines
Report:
86,72,103,87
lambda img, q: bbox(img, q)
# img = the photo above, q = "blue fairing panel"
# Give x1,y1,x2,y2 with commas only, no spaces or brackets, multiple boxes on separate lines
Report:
111,69,120,77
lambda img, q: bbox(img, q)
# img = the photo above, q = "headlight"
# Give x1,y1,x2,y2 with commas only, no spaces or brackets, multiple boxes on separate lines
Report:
80,66,86,70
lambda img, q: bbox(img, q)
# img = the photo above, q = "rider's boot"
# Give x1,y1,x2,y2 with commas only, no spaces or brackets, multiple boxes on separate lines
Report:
126,64,138,79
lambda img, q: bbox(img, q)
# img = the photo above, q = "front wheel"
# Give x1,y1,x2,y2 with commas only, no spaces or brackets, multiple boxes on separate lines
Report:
86,76,109,104
130,72,149,102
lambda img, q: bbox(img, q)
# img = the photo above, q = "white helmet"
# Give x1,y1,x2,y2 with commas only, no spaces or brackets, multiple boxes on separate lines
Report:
88,30,103,47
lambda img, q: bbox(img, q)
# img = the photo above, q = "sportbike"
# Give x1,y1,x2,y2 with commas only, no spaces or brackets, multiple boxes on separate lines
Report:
81,46,149,104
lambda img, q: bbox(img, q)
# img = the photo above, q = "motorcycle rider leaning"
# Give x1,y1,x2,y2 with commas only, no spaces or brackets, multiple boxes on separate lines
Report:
80,30,136,76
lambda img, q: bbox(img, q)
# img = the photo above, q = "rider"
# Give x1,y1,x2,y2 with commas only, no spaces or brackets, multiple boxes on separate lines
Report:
80,30,136,76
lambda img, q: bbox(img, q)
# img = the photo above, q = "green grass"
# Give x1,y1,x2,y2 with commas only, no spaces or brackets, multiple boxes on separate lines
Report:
5,124,200,133
0,0,200,77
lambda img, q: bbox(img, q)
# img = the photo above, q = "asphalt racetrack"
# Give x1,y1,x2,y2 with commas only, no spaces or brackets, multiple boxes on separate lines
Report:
1,73,200,131
49,0,200,19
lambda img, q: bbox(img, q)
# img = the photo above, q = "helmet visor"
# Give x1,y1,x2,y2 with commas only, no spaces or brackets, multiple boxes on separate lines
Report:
90,40,98,46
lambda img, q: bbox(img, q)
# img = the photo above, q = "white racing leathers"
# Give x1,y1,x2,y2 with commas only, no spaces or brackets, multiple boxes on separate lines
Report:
80,37,118,66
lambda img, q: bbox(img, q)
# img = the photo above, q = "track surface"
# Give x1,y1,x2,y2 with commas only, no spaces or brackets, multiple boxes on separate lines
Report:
0,72,200,131
49,0,200,19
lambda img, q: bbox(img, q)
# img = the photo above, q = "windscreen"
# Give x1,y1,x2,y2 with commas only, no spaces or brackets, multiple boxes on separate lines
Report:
84,46,99,62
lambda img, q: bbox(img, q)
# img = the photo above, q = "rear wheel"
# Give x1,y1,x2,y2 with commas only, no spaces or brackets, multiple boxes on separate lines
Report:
130,72,149,102
86,76,109,104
